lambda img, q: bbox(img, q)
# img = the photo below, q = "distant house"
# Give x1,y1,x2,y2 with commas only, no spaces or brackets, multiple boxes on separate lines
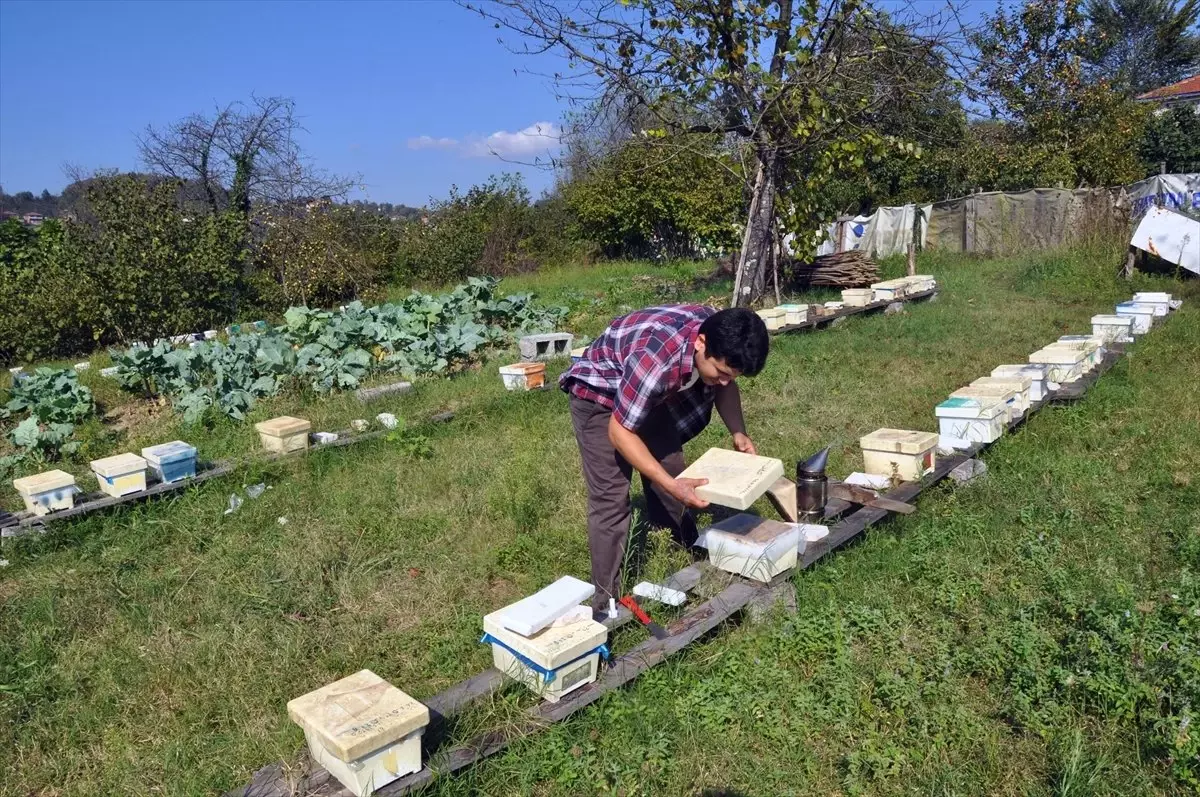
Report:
1137,74,1200,113
21,212,45,226
0,210,17,222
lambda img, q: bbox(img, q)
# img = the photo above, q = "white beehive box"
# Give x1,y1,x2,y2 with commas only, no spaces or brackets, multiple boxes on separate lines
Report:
842,288,874,307
971,375,1033,415
13,469,77,516
755,308,786,331
499,362,546,391
906,274,937,292
1115,302,1155,334
870,278,908,302
1029,346,1088,383
992,364,1052,402
483,610,608,702
859,428,938,481
777,304,808,325
701,513,800,583
677,448,785,510
1051,337,1103,370
935,396,1006,443
952,385,1019,422
1091,314,1134,344
1131,293,1170,316
90,452,148,498
141,440,197,483
255,416,312,454
288,670,429,797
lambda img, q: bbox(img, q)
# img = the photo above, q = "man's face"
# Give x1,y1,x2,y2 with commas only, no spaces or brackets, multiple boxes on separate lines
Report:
693,333,741,386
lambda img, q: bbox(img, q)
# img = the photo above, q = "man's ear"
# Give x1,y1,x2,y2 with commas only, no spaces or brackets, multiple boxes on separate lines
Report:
694,333,707,357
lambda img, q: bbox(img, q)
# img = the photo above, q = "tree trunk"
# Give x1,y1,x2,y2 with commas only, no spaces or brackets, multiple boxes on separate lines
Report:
732,154,778,307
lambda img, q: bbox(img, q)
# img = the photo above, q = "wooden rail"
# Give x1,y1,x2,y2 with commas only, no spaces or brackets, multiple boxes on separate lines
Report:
769,288,937,336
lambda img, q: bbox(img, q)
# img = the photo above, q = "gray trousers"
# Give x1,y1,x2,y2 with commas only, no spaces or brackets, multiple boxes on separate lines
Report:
569,395,698,612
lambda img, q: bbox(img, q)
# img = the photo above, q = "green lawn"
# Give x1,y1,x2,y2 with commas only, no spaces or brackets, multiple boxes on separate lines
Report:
2,248,1198,796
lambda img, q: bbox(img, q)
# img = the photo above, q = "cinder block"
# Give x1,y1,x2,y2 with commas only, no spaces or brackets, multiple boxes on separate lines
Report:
519,332,574,361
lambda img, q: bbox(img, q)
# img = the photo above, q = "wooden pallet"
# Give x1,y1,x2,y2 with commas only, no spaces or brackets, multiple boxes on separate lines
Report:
224,329,1143,797
769,289,936,336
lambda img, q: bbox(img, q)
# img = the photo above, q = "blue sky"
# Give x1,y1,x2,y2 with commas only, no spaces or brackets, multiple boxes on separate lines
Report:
0,0,568,205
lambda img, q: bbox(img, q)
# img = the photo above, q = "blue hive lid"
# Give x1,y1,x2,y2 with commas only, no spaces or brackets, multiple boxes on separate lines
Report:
141,440,197,463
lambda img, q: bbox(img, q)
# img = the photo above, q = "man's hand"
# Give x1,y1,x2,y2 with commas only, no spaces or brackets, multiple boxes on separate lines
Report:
732,432,757,456
667,477,710,509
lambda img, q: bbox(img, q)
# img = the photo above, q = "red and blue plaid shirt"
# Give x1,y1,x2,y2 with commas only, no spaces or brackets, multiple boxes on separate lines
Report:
560,304,717,442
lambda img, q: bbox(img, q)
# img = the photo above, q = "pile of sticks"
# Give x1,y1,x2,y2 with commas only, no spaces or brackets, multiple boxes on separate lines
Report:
786,251,880,289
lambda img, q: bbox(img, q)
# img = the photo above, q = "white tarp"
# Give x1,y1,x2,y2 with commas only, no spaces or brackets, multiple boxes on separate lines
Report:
1126,173,1200,219
854,204,931,257
1131,206,1200,274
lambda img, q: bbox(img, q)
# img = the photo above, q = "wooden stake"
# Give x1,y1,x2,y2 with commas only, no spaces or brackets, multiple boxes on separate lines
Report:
906,243,916,276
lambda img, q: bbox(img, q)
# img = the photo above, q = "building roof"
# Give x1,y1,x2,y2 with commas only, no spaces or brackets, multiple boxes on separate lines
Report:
1138,74,1200,101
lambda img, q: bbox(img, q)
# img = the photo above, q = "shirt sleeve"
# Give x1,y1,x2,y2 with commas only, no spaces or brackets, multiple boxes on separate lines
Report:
612,329,677,431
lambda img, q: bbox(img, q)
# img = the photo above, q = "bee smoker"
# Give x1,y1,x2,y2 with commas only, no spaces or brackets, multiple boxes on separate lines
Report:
795,447,830,523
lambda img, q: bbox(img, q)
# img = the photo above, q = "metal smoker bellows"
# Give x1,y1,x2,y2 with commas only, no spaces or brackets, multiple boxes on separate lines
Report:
795,447,829,524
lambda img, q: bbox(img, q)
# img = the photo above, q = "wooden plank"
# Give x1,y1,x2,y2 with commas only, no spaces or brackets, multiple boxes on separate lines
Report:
772,289,936,337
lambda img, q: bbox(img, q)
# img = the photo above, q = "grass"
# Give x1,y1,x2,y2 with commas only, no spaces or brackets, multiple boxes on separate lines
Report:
1,247,1198,796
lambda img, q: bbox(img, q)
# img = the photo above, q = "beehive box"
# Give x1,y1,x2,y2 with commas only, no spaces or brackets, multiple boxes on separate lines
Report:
991,364,1052,402
499,362,546,391
677,448,785,510
702,513,800,582
483,610,608,702
1049,337,1103,370
841,289,873,307
90,452,148,498
570,346,587,363
141,441,197,483
777,304,808,325
935,397,1006,444
951,385,1019,422
859,428,938,481
906,274,937,292
1029,346,1088,383
255,416,312,454
755,308,786,331
288,670,429,797
13,470,77,516
870,278,908,302
1091,314,1134,344
1115,302,1155,334
971,374,1033,414
1131,292,1170,316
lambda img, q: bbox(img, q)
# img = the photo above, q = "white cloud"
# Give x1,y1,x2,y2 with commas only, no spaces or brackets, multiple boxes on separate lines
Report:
407,135,458,151
464,122,561,159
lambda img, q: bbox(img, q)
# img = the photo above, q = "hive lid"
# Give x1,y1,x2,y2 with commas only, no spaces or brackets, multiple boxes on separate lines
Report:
704,513,796,546
1057,335,1103,347
972,375,1032,391
141,440,196,463
483,611,608,670
952,386,1016,404
777,303,807,311
1029,347,1087,365
13,469,75,495
90,452,147,476
992,363,1048,379
842,288,874,295
859,428,939,455
255,416,312,437
498,362,547,375
493,576,595,637
1132,292,1171,302
756,308,786,317
1116,301,1155,313
287,669,429,763
1091,315,1132,325
677,448,785,510
935,396,1005,419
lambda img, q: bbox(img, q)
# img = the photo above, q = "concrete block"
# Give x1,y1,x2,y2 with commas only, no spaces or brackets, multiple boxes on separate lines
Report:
949,458,988,484
519,332,574,361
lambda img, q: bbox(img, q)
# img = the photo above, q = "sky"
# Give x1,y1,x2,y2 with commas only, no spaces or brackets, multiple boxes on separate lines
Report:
0,0,570,206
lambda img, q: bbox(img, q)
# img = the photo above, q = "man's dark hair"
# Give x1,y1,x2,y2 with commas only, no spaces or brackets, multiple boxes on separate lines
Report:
698,307,770,376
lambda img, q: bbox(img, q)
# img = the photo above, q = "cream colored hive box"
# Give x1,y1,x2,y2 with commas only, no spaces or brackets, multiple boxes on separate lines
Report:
677,448,785,510
90,452,148,498
482,611,608,702
992,364,1052,402
1091,314,1134,344
255,416,312,454
702,513,800,583
870,279,908,301
906,274,937,292
499,362,546,391
13,469,77,516
756,308,786,331
859,428,938,481
288,669,429,797
777,304,808,325
1029,346,1088,383
1048,338,1102,371
935,397,1006,444
970,375,1032,415
842,288,874,307
951,386,1019,422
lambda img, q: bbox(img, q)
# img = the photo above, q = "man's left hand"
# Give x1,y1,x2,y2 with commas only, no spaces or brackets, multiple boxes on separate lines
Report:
732,432,757,456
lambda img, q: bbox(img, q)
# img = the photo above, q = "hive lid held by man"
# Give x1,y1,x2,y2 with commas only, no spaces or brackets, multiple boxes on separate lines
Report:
255,416,312,438
287,669,429,763
858,428,939,455
13,469,75,495
677,448,785,510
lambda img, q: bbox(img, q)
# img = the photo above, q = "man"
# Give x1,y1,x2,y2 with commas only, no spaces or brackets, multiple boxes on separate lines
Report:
560,305,770,615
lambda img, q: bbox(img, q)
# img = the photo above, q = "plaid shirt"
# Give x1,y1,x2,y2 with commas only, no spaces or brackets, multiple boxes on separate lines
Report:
560,305,717,442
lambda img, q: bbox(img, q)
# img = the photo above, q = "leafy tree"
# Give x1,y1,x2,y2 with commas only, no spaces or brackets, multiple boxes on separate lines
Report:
1140,105,1200,171
973,0,1149,187
468,0,965,305
1086,0,1200,95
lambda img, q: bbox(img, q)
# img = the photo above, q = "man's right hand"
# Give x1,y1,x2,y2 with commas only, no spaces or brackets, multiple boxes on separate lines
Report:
668,477,710,509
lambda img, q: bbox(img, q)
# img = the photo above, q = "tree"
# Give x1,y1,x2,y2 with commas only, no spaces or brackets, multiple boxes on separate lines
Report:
1140,105,1200,171
138,96,356,218
1086,0,1200,95
466,0,966,305
973,0,1149,187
